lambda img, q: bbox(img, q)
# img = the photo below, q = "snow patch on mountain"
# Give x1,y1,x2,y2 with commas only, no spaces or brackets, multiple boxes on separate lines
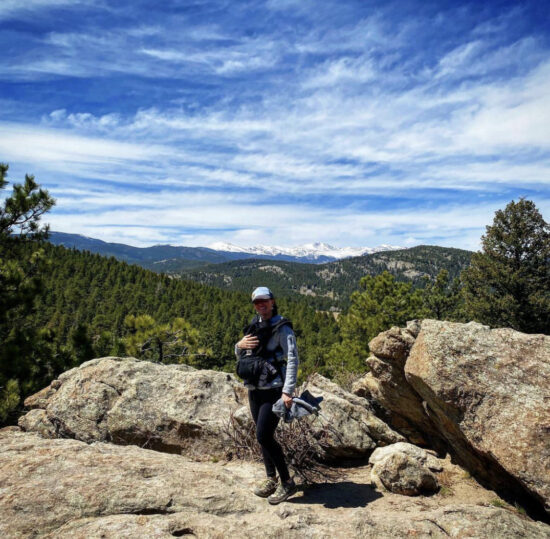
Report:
207,241,404,260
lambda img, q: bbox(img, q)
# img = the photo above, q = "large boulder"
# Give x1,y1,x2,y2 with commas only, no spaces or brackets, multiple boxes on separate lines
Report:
371,452,439,496
2,428,549,539
304,374,405,458
19,357,247,456
405,320,550,516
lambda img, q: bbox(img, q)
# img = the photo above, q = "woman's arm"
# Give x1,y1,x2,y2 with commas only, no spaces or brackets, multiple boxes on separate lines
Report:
279,325,299,397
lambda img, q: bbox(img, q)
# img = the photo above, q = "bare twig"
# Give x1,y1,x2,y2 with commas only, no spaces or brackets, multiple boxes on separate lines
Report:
222,410,340,484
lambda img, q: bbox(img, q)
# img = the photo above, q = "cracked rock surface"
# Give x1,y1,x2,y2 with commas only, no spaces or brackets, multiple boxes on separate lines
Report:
406,320,550,515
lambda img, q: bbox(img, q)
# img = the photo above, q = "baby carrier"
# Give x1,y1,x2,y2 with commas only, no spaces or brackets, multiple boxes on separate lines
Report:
236,315,292,385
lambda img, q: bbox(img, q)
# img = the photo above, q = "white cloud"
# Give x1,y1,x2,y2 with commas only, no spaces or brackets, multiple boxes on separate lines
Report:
46,109,121,130
141,41,279,75
0,123,167,167
110,55,550,181
8,50,550,206
436,40,484,77
294,14,398,55
302,56,377,88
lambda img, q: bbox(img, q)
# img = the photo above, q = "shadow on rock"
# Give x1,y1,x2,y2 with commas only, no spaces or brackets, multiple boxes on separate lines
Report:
291,481,382,508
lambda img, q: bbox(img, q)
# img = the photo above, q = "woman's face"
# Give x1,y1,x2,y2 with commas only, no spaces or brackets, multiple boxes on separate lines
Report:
253,298,274,319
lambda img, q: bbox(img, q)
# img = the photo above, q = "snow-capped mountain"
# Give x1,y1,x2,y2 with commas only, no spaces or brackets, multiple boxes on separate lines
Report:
47,231,406,268
207,241,404,261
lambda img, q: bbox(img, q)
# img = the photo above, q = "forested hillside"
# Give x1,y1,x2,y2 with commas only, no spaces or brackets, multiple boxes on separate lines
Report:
18,242,339,386
47,233,472,311
180,245,473,310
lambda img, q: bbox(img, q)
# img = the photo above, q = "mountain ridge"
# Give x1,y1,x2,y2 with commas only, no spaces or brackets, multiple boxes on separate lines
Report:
46,232,472,311
47,231,406,266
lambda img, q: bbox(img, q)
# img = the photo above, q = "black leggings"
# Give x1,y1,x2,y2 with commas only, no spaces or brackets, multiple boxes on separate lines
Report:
248,387,290,482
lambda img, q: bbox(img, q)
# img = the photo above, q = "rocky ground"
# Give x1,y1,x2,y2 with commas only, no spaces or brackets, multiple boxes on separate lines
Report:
2,428,548,539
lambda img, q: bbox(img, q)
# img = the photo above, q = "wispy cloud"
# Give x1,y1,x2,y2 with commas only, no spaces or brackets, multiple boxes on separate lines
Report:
47,189,548,251
0,123,165,166
1,0,549,249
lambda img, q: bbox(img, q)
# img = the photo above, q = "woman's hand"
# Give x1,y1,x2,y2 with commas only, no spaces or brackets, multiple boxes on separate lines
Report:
282,392,293,409
237,334,259,350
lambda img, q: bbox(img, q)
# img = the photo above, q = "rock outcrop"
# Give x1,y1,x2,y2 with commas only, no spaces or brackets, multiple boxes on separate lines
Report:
19,357,247,456
2,428,549,539
11,324,550,534
19,357,403,460
406,320,550,515
352,322,441,447
355,320,550,517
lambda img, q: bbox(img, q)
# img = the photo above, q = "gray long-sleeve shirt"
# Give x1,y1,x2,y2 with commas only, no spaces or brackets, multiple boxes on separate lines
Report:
235,314,299,395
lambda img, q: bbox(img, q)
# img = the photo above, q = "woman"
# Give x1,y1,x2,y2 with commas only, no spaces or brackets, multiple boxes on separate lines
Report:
235,286,298,504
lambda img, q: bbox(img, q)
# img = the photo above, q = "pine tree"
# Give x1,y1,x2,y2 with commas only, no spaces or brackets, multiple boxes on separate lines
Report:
422,270,465,321
0,164,55,241
123,314,210,365
462,199,550,333
0,164,55,423
325,271,428,377
70,323,95,365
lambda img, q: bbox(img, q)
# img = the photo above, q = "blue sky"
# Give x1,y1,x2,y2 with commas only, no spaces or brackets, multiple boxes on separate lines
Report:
0,0,549,250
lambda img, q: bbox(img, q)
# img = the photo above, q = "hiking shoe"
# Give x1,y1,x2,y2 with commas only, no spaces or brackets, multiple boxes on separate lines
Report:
253,477,278,498
267,478,297,505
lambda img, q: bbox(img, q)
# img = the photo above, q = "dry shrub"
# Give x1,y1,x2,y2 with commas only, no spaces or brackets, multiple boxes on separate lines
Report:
223,411,340,484
275,415,341,483
223,411,261,461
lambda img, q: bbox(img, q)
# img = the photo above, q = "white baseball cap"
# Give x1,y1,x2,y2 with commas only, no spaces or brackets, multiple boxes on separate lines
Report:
251,286,274,302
